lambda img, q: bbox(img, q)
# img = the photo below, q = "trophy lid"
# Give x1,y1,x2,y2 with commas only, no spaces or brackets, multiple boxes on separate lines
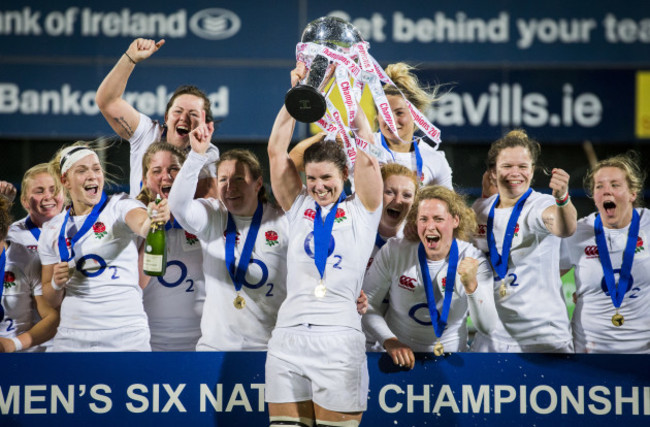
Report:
300,16,364,51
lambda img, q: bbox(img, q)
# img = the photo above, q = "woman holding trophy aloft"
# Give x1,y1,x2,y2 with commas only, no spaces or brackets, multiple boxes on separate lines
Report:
373,63,453,189
265,59,382,425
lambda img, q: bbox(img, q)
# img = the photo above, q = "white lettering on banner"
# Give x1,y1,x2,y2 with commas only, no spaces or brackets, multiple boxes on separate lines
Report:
393,11,509,43
0,7,42,35
376,384,650,416
126,383,187,413
516,18,597,49
328,11,387,42
603,15,650,43
0,84,229,118
431,83,602,129
199,383,265,413
88,384,112,414
0,7,241,40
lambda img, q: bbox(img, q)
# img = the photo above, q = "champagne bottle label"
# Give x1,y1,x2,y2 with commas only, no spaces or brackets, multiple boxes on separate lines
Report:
143,253,164,273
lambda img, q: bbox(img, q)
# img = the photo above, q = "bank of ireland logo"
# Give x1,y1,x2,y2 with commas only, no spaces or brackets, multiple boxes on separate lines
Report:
189,8,241,40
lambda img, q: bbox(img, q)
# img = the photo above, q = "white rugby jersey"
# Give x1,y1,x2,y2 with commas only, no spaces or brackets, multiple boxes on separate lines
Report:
373,133,453,188
472,191,572,347
143,225,205,351
363,237,496,352
1,241,42,344
38,194,148,331
129,113,219,198
274,188,381,331
169,151,288,351
560,208,650,353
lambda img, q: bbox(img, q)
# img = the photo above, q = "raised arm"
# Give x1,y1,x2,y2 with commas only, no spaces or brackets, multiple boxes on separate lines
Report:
542,168,577,237
96,38,165,139
168,124,216,235
268,105,302,211
353,148,382,212
289,132,327,173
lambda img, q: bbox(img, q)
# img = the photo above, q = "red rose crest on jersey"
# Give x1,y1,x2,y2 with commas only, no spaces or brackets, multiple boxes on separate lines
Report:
265,230,279,247
514,223,520,236
636,236,645,253
366,257,375,269
185,231,199,245
584,245,599,259
441,277,446,290
3,271,16,289
398,275,417,292
334,208,347,223
303,209,316,221
477,224,487,237
92,222,107,239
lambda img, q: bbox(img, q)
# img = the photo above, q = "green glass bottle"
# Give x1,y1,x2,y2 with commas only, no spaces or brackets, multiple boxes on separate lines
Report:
143,194,166,276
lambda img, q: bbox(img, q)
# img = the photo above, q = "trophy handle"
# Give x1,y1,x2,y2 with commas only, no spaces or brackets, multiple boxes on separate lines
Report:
285,84,327,123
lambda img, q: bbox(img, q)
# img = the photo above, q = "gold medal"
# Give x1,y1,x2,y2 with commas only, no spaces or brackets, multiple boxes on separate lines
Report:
611,312,624,327
314,281,327,298
499,280,507,298
233,293,246,310
433,341,444,357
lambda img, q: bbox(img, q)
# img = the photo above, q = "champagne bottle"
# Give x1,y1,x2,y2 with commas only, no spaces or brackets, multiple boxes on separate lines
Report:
143,194,167,276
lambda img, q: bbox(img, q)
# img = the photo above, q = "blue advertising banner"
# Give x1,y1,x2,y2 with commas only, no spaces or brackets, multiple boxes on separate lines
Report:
0,0,649,141
1,1,649,65
1,352,649,426
0,63,637,142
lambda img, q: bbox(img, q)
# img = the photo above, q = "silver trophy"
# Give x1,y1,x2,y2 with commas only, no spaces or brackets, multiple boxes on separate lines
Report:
285,16,364,123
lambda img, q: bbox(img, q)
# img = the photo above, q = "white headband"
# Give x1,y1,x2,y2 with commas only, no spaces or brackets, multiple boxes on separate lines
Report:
59,146,98,176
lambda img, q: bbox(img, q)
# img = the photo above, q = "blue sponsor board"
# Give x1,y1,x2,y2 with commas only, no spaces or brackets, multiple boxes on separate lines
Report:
0,62,289,140
1,352,648,426
1,1,648,65
0,63,636,142
0,0,298,59
423,68,635,143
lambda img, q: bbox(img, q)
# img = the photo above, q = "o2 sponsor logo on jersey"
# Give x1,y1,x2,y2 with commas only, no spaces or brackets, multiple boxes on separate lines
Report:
600,269,640,299
584,245,599,259
303,232,344,270
398,275,417,292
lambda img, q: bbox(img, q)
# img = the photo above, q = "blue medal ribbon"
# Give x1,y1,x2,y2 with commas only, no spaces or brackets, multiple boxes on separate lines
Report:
225,201,263,294
417,239,458,339
57,192,109,262
594,209,640,310
486,188,532,280
313,192,346,280
380,134,423,184
164,219,183,231
375,233,387,250
25,216,41,242
0,247,6,320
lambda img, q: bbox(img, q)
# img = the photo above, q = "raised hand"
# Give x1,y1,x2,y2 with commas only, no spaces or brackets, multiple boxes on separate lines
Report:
126,38,166,63
189,120,211,155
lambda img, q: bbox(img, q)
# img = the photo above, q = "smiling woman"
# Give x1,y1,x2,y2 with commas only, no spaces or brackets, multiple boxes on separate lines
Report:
135,142,205,352
168,126,288,352
36,143,170,352
363,185,497,367
471,129,578,353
